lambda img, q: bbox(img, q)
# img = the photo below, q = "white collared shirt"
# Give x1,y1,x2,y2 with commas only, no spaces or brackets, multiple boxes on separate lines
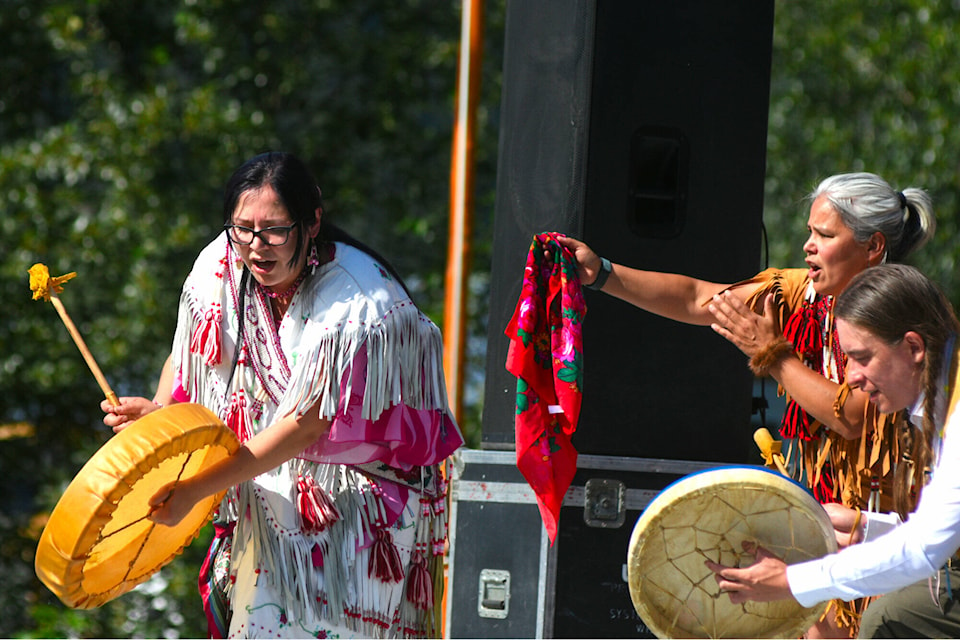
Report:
787,390,960,606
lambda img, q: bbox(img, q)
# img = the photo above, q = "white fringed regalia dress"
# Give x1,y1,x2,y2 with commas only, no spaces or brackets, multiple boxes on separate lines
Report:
170,233,463,638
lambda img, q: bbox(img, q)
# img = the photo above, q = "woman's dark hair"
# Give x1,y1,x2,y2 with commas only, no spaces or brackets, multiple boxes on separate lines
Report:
834,264,960,517
223,151,409,292
221,152,412,391
223,151,321,269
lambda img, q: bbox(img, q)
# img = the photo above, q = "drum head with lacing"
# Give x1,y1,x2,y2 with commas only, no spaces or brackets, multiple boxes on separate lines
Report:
628,466,837,639
35,403,239,609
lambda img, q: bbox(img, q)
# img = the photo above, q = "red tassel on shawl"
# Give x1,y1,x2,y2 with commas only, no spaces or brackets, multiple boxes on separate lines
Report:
780,299,827,441
405,551,433,610
780,296,839,503
190,302,222,366
225,390,254,443
811,463,836,504
296,474,341,534
369,529,405,583
505,233,586,545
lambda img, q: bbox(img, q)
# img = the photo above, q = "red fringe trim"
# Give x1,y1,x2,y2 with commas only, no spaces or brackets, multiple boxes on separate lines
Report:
190,303,222,366
405,551,433,610
781,302,824,441
813,461,836,504
369,529,404,583
296,474,341,534
225,390,253,443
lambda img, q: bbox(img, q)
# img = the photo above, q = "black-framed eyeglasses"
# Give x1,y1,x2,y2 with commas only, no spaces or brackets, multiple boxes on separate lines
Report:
224,222,299,246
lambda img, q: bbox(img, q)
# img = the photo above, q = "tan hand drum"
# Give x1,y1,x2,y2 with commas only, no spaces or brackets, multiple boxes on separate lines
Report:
627,466,837,639
35,403,239,608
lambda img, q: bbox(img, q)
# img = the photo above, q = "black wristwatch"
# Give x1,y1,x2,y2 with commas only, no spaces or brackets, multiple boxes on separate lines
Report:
585,257,612,291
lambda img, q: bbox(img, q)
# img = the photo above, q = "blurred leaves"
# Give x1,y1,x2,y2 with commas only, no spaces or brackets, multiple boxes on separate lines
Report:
1,0,498,636
764,0,960,296
3,0,960,637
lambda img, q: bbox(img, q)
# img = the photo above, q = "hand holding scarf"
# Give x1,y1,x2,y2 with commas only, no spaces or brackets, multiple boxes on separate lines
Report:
505,233,587,543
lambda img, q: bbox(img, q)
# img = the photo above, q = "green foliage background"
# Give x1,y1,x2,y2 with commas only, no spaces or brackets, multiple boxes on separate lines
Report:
1,1,958,637
765,2,959,292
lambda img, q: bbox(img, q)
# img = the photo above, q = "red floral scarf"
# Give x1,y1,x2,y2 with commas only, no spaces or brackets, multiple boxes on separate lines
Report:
505,233,586,543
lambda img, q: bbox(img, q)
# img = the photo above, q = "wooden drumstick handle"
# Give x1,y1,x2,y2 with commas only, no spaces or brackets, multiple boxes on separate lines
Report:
49,292,120,407
753,427,789,476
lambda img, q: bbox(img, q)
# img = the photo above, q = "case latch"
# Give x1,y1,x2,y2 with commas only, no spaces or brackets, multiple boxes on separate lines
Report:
584,478,626,528
477,568,510,619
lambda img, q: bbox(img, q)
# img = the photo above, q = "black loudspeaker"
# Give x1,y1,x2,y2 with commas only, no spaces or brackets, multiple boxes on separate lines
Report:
482,0,774,462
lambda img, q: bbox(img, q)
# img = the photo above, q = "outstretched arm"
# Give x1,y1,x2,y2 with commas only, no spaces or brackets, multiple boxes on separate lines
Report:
554,235,760,326
555,234,867,439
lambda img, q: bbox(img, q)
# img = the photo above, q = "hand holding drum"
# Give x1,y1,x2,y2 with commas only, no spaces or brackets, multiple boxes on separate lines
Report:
626,466,836,639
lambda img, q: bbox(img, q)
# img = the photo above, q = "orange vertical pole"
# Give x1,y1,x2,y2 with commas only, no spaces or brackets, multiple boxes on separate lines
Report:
442,0,484,637
443,0,484,424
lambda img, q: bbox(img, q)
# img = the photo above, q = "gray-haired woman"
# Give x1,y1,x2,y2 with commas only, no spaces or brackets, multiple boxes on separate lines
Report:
556,172,935,636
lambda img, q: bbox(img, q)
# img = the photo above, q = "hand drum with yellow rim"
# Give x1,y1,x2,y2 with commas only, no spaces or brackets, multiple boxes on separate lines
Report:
627,466,837,639
35,403,239,609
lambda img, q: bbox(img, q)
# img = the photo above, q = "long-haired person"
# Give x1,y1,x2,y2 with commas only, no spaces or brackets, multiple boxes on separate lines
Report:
708,264,960,639
103,152,463,638
556,173,935,635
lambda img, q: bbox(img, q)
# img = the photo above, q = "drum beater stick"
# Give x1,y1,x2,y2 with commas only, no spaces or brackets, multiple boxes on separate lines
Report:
28,263,121,407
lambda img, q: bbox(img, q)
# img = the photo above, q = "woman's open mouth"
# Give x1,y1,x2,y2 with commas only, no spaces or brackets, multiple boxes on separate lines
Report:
251,259,276,275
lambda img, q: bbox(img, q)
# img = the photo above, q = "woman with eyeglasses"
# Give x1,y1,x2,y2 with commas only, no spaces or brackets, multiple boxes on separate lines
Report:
102,151,463,638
